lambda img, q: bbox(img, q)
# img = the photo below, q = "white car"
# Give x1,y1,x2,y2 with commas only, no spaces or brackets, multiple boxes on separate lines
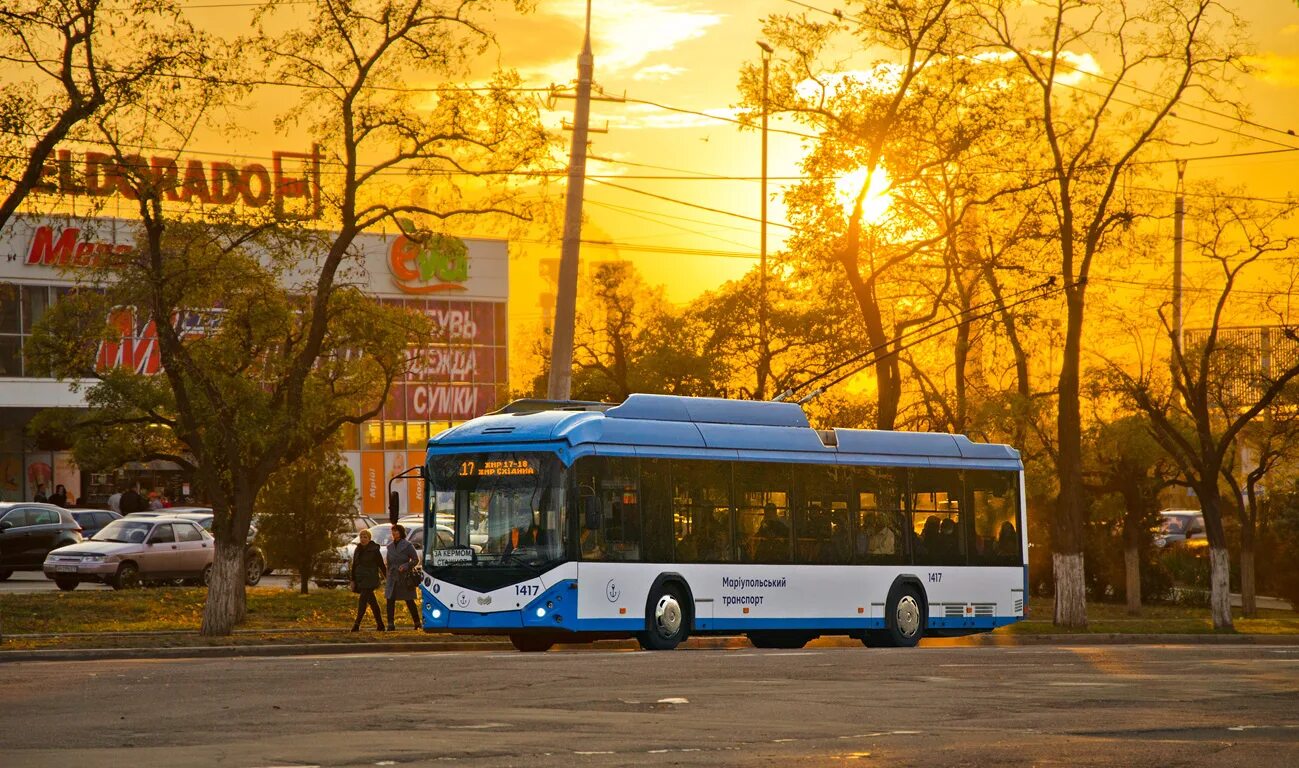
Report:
1154,509,1206,548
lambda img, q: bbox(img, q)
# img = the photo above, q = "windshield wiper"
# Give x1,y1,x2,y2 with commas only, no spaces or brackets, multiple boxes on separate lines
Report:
498,550,534,567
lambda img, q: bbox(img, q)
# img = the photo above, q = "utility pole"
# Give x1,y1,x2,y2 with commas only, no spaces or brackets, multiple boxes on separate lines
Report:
1173,159,1186,359
757,40,773,400
546,0,594,401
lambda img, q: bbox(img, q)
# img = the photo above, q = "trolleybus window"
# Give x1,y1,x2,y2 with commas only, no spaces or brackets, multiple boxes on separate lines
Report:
671,460,733,563
968,470,1022,566
794,465,851,565
427,452,567,567
734,462,792,563
852,466,907,564
910,468,966,566
639,459,675,562
571,456,642,562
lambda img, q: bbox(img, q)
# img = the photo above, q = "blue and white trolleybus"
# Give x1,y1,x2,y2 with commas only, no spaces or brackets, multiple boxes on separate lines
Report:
417,395,1026,652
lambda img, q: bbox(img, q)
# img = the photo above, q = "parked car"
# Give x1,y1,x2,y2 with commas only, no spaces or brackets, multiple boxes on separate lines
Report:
126,507,271,585
167,511,268,586
69,509,122,540
1154,509,1207,548
42,515,214,590
314,517,450,589
0,502,84,580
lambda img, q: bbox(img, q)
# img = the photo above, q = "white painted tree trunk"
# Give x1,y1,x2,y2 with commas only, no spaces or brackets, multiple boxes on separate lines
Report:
1124,546,1141,616
201,541,247,636
1209,546,1233,630
1053,552,1087,629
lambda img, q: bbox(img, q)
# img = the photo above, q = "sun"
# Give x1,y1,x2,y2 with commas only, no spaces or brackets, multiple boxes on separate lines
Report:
834,167,893,225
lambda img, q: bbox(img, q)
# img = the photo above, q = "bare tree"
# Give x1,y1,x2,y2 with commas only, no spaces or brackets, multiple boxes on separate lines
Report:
1114,193,1299,629
1220,344,1299,617
979,0,1249,628
0,0,205,228
32,0,550,637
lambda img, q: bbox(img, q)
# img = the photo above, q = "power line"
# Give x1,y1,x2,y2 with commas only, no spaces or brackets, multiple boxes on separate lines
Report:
780,276,1065,404
618,94,820,142
584,198,758,250
588,177,797,230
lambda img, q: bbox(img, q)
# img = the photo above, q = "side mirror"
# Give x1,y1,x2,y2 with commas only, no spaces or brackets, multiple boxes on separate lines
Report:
0,521,11,532
388,490,400,525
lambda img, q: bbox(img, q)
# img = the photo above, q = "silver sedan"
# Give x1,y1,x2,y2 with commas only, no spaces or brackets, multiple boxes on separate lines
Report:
43,516,215,590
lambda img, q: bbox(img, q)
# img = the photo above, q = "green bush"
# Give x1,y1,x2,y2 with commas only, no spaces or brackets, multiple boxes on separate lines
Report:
1160,546,1210,589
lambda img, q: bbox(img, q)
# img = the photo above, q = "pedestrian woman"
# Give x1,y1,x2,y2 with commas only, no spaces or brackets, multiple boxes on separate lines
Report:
386,523,420,630
49,484,68,507
350,529,386,631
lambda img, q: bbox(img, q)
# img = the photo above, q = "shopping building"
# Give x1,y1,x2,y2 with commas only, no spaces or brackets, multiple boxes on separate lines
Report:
0,213,509,515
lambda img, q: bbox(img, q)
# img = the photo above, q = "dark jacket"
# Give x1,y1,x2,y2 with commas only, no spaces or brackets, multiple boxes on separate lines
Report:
120,490,145,514
351,540,386,592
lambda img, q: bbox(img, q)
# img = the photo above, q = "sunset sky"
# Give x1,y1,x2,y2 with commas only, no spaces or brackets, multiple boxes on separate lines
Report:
26,0,1299,389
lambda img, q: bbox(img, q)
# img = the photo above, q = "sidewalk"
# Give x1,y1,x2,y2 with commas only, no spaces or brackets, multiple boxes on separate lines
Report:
1232,593,1292,611
4,629,1299,664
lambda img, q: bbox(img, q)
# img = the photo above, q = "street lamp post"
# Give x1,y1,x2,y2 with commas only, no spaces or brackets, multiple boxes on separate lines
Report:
758,40,772,400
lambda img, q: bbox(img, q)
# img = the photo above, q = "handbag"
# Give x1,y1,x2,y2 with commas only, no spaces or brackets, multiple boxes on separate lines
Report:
401,564,421,590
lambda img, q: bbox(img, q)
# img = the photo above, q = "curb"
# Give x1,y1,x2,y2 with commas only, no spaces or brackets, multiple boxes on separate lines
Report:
2,632,1297,663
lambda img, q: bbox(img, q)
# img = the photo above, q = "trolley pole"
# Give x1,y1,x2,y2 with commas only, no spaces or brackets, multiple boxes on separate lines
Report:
546,1,595,401
1173,159,1186,360
757,40,773,400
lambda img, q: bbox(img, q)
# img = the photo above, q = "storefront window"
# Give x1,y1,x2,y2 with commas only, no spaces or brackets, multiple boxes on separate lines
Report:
21,287,52,333
0,284,19,334
407,421,430,448
382,421,405,449
338,423,360,451
362,421,384,450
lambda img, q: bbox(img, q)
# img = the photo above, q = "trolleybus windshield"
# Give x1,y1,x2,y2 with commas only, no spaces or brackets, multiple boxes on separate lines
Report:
428,452,567,568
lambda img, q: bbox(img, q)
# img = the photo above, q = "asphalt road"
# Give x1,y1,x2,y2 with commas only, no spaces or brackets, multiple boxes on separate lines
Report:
1,643,1296,767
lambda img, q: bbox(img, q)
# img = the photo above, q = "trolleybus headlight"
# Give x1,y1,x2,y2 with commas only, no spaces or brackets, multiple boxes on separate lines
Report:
432,609,442,619
535,607,546,618
546,601,554,610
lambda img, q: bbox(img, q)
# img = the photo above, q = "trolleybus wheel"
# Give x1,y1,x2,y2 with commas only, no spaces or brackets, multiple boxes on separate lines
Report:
637,583,689,651
747,631,815,649
875,585,925,648
509,633,555,653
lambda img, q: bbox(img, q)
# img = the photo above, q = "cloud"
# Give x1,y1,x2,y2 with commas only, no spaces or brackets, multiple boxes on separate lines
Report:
634,64,687,82
1246,53,1299,87
521,1,724,83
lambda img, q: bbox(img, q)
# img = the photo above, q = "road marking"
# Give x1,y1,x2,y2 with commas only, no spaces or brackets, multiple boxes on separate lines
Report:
657,697,689,704
575,751,614,754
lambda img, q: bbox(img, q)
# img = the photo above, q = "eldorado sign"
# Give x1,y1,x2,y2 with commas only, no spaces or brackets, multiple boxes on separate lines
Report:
32,146,322,218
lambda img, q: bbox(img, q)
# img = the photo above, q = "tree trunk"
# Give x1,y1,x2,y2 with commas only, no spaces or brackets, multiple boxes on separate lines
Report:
1240,546,1256,618
1052,287,1088,629
1124,545,1141,616
200,541,248,636
1052,552,1087,628
1208,546,1233,630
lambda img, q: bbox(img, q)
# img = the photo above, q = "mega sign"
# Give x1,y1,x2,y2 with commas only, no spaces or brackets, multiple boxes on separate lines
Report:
95,308,221,375
25,225,131,267
33,146,322,218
